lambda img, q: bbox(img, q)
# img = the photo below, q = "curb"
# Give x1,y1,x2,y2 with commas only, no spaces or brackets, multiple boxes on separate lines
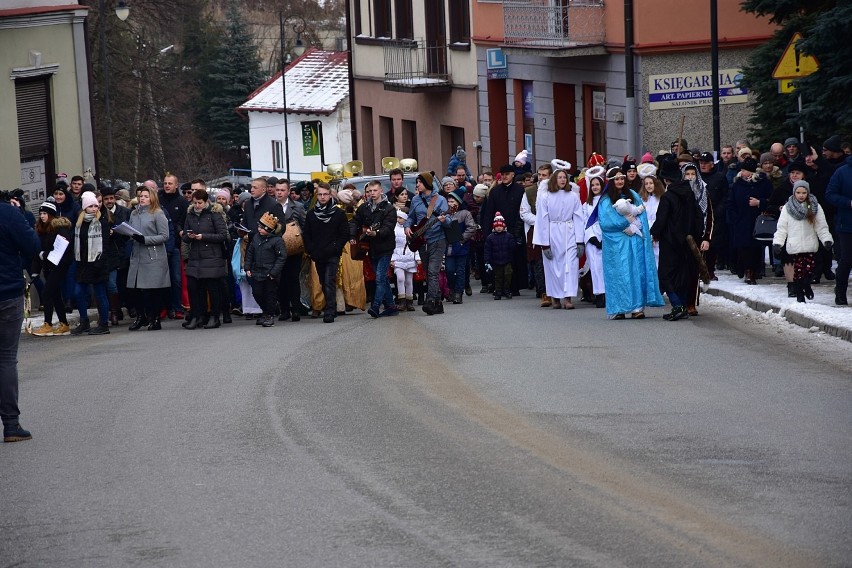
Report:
704,287,852,344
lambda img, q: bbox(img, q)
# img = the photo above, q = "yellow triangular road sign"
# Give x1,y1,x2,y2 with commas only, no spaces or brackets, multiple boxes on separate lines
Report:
772,33,819,79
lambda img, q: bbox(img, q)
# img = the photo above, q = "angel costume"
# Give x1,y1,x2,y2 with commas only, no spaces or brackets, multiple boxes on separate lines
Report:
533,186,585,299
583,195,605,295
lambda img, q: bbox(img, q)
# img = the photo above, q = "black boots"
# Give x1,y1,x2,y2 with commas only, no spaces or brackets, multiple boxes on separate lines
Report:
794,280,806,303
129,315,149,331
147,317,161,330
203,315,221,329
595,293,606,308
183,317,199,330
803,279,815,300
422,298,444,315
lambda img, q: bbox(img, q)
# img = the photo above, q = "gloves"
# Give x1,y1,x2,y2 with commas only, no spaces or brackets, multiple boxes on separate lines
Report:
576,243,585,258
39,251,46,260
485,263,493,273
542,248,553,260
589,236,602,249
132,234,145,243
773,244,783,258
825,241,833,255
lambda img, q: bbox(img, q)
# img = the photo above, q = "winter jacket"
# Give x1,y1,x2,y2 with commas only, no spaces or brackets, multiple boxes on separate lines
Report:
773,200,833,254
725,172,773,248
303,203,350,261
245,231,286,281
404,190,453,245
35,216,73,274
446,209,476,257
651,180,703,293
126,205,170,289
484,230,515,266
825,155,852,234
391,224,420,271
243,194,285,239
351,198,397,258
54,188,81,222
74,211,110,284
103,204,131,271
0,202,39,303
182,202,228,279
158,189,188,233
482,181,525,243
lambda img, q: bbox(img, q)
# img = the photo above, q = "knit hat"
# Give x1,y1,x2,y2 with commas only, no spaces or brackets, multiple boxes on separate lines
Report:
499,164,514,174
514,149,529,166
823,135,842,153
640,152,654,164
336,189,355,205
740,157,758,173
787,158,807,174
455,146,466,161
441,176,457,188
81,191,99,209
447,190,464,206
658,157,682,182
587,152,606,167
396,209,408,220
759,152,774,165
417,171,434,188
39,199,58,215
492,211,506,229
216,188,231,201
586,165,606,182
473,184,489,198
737,147,753,158
116,189,131,203
237,191,252,205
258,211,279,231
784,137,800,148
622,158,638,173
792,180,810,193
637,163,657,179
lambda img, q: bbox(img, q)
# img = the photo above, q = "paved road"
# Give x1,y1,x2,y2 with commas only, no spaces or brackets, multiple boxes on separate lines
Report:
2,293,850,567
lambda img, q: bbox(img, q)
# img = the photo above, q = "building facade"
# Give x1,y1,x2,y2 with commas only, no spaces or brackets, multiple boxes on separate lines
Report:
473,0,776,169
0,1,95,210
349,0,480,176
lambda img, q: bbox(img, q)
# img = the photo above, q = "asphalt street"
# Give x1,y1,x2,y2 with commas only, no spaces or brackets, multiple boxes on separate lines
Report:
2,293,850,567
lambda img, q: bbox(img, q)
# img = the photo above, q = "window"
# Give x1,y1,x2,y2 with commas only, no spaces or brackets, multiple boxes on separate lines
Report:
448,0,470,44
379,116,395,158
374,0,392,38
401,119,417,160
353,0,362,35
272,140,284,171
441,125,465,166
395,0,413,40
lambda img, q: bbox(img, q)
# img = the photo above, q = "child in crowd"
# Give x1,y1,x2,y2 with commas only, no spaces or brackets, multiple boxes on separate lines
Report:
484,212,515,300
245,212,286,327
390,210,419,311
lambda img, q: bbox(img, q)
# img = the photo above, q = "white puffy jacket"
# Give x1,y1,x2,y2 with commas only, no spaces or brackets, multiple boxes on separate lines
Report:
772,203,833,254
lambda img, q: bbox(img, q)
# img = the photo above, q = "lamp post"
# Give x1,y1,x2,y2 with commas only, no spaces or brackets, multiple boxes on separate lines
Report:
279,13,306,182
98,0,129,188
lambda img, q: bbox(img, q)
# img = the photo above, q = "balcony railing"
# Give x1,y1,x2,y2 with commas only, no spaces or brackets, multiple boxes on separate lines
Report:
383,39,452,93
503,0,606,49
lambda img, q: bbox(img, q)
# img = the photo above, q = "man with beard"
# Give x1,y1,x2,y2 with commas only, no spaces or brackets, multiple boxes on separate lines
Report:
482,164,526,295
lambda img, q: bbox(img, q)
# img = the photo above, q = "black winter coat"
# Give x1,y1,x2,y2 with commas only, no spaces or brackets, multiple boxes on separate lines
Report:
182,203,228,279
484,230,515,265
245,232,286,281
304,204,350,261
243,194,285,239
482,182,525,242
75,213,111,284
651,181,703,294
726,174,773,248
159,190,188,232
35,216,73,274
350,199,397,258
103,204,131,271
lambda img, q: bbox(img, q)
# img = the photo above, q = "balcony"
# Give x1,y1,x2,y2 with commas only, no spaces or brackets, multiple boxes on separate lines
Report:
383,39,452,93
503,0,606,55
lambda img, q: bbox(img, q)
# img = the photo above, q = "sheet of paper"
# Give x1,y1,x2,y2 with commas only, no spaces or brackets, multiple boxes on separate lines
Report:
112,222,143,237
47,235,69,265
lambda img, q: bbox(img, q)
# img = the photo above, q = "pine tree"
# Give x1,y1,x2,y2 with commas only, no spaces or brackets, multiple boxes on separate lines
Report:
201,0,264,152
738,0,852,148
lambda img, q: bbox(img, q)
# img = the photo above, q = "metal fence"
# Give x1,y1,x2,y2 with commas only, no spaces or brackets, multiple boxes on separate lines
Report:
503,0,606,48
383,39,451,89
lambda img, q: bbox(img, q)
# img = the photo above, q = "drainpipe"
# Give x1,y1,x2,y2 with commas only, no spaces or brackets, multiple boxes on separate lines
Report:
624,0,637,156
710,0,721,158
344,0,358,160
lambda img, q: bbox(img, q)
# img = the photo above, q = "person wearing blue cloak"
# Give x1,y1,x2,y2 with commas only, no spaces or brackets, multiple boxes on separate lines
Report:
595,166,664,319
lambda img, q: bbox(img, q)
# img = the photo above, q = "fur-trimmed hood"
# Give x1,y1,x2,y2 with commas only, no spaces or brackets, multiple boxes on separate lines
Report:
185,201,224,216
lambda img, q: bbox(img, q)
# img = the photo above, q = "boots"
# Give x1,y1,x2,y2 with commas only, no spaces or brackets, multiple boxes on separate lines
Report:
183,316,200,330
744,269,757,285
406,297,415,311
787,283,796,298
540,294,552,307
203,314,221,329
422,298,435,315
109,293,121,326
433,300,444,314
452,292,462,304
128,315,149,331
803,278,815,300
794,280,806,303
395,297,407,311
595,293,606,308
147,316,162,330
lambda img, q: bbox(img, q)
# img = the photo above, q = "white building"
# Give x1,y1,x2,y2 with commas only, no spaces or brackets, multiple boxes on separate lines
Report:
239,49,350,182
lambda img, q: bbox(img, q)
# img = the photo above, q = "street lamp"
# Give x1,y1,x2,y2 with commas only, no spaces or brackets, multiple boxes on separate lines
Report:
98,0,130,188
279,13,307,182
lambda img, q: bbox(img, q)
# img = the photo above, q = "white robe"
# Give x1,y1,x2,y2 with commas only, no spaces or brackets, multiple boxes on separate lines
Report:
643,194,660,267
533,189,585,298
583,196,605,295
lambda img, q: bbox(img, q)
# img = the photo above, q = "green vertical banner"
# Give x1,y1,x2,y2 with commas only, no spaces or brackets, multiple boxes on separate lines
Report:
301,121,320,156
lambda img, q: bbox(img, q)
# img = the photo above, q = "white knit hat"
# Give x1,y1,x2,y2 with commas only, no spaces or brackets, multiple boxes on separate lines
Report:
81,191,99,209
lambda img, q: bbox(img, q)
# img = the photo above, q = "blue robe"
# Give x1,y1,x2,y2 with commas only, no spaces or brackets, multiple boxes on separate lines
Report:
598,191,664,316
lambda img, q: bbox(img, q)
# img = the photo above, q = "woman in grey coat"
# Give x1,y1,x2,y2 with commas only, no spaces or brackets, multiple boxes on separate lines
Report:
126,187,170,331
181,190,228,329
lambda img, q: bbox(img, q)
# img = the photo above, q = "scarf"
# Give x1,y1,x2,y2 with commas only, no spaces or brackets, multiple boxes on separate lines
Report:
74,211,103,262
785,194,818,221
682,163,708,216
312,199,337,223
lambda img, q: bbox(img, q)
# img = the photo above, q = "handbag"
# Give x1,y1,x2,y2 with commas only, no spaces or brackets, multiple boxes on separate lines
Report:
282,220,304,256
752,213,777,242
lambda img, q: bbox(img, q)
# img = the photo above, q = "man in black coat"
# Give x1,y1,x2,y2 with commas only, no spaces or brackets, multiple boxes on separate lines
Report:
482,164,526,295
303,185,350,323
350,180,398,318
273,179,307,322
243,178,285,241
699,152,728,275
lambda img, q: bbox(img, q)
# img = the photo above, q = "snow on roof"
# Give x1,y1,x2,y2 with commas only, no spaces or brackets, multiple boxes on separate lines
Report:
239,48,348,116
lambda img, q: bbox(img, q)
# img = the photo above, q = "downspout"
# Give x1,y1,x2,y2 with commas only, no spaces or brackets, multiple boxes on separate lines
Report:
624,0,637,156
345,0,358,160
710,0,721,158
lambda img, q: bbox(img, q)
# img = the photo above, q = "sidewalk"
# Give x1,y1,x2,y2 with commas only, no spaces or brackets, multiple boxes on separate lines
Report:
704,272,851,343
